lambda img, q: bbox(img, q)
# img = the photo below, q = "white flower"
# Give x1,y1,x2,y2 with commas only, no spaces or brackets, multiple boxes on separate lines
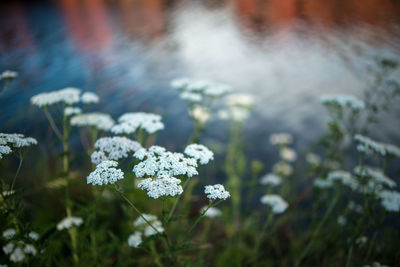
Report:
171,78,190,89
81,92,99,104
201,206,222,218
280,148,297,162
273,162,293,176
2,229,16,240
190,106,211,124
377,190,400,212
320,94,365,111
64,107,82,117
260,173,281,186
172,78,231,98
313,178,333,189
0,70,18,80
56,216,84,230
23,244,36,255
10,247,24,262
133,146,198,178
204,184,230,200
218,107,250,122
137,176,183,199
226,94,254,108
0,145,12,159
111,112,164,135
337,215,347,226
354,166,396,189
269,133,293,145
91,136,141,164
0,133,38,148
133,214,164,237
327,171,359,190
260,194,288,214
306,153,321,165
87,160,124,186
128,232,142,248
70,113,115,131
184,144,214,165
180,92,203,103
354,135,387,157
31,87,81,107
2,243,14,254
28,232,39,241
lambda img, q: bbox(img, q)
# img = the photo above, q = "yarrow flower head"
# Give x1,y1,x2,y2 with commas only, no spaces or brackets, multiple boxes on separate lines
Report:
111,112,164,135
171,78,232,99
70,112,115,131
184,144,214,165
2,229,16,240
91,136,141,164
87,160,124,186
313,177,333,189
201,206,222,218
226,94,254,109
327,170,359,191
0,133,37,159
190,106,211,124
270,133,293,145
137,176,183,199
56,216,83,230
260,173,282,186
320,94,365,111
355,134,400,158
280,147,297,162
133,146,198,178
273,162,293,177
2,239,37,263
133,214,164,237
260,194,288,214
31,87,81,107
64,107,82,117
204,184,230,200
377,190,400,212
354,166,396,189
128,231,142,248
81,92,99,104
0,70,18,80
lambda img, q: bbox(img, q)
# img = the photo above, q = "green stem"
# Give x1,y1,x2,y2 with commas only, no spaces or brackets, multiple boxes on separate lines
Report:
43,108,63,141
0,79,10,98
345,245,353,267
167,178,190,221
10,151,23,191
295,191,340,267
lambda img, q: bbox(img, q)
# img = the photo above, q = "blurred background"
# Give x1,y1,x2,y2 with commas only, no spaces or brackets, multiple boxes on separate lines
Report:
1,0,400,164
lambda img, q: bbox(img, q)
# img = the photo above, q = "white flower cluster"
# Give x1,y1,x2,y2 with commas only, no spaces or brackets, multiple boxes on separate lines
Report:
280,147,297,162
56,216,83,230
269,133,293,145
81,92,99,104
64,107,82,117
190,106,211,124
273,162,293,177
260,194,288,214
137,177,183,199
0,133,37,159
31,87,81,107
133,146,198,178
171,78,232,103
327,170,359,190
31,88,100,108
260,173,282,186
354,166,396,189
0,70,18,80
87,160,124,186
70,112,115,131
204,184,230,200
128,214,164,248
2,229,38,263
377,190,400,212
313,178,333,189
111,112,164,135
91,136,141,164
201,206,222,218
306,153,321,166
184,144,214,165
320,94,365,111
218,93,254,122
355,134,400,157
364,262,388,267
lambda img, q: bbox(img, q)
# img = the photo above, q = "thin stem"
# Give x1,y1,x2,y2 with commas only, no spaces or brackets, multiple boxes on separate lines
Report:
345,245,353,267
0,79,10,98
295,191,340,267
10,151,23,191
167,178,190,221
252,211,274,257
114,187,161,235
43,108,63,141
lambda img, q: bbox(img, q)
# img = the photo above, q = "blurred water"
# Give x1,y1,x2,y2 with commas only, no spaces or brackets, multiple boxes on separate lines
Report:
1,0,400,157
